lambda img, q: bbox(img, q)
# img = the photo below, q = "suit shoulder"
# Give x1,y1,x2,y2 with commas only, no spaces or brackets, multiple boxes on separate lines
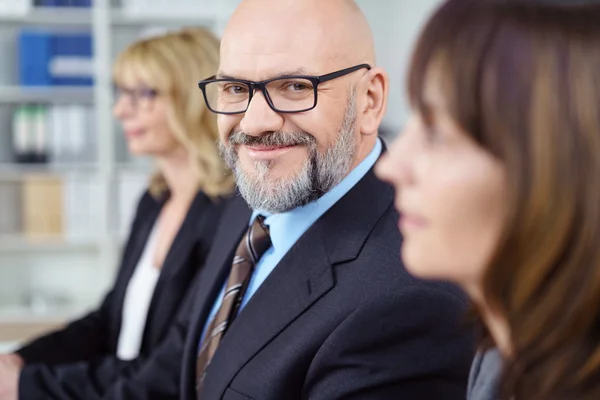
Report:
347,205,468,307
133,189,157,215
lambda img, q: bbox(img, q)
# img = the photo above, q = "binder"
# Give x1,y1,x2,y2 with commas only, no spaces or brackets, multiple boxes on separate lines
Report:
62,173,102,242
50,32,94,86
21,175,64,239
49,105,70,163
18,30,95,87
65,105,86,161
0,182,22,235
83,106,97,163
71,0,92,7
18,30,53,86
36,0,61,6
12,105,50,164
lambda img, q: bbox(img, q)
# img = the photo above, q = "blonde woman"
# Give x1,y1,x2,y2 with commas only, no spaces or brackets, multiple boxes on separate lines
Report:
0,27,234,399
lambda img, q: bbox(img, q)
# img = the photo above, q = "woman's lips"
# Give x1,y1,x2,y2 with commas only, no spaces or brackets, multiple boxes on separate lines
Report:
124,129,144,138
398,212,428,232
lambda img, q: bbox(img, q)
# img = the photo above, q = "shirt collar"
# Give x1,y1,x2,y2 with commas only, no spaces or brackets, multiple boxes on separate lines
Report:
251,138,383,253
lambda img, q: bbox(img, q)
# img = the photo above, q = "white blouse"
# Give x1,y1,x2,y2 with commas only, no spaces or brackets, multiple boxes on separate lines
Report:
116,224,161,360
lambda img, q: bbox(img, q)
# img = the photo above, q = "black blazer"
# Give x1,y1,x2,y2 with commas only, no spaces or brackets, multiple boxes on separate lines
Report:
94,166,475,400
17,189,229,399
181,169,475,400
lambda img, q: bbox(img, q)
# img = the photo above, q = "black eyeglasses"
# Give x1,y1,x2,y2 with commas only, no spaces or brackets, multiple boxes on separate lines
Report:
197,64,371,115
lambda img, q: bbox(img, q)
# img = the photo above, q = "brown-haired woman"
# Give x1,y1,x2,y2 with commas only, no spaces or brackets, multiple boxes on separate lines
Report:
376,1,600,399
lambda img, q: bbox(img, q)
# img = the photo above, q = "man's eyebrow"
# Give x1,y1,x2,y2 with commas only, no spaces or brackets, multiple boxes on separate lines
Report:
216,68,316,81
215,73,243,80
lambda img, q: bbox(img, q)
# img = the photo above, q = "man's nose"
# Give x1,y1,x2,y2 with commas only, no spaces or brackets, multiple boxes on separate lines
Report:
239,91,284,137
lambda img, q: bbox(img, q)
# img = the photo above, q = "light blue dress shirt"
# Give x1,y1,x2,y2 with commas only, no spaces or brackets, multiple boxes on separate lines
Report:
200,138,382,345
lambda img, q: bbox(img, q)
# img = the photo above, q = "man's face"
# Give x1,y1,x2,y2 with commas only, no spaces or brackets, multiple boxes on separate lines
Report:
217,7,363,213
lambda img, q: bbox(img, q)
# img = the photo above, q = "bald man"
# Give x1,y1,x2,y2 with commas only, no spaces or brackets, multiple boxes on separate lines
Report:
11,1,472,399
178,0,473,399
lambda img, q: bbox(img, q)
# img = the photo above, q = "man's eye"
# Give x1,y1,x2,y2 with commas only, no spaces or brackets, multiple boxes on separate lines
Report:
285,82,311,91
225,85,248,95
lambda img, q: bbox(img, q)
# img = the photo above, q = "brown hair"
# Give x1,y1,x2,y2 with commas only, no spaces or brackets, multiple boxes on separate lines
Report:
408,0,600,399
113,27,234,199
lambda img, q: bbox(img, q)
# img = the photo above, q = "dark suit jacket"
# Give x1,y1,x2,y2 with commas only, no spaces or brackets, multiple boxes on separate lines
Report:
17,189,229,400
181,168,475,400
54,166,474,400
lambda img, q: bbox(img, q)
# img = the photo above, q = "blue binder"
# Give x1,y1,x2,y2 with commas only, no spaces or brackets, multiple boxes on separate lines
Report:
50,32,94,86
19,30,94,87
37,0,92,8
37,0,61,5
61,0,93,7
18,30,53,86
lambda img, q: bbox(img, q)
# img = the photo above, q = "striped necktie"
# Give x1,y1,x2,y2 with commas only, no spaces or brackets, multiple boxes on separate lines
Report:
195,215,271,397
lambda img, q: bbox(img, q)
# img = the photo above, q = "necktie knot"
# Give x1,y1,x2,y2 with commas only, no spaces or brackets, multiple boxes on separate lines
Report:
247,215,271,262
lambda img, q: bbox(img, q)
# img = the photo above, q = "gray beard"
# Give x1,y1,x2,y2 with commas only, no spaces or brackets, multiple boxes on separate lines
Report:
220,91,357,214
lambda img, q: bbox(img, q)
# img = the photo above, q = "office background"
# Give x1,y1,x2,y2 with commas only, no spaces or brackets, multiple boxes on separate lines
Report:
0,0,442,351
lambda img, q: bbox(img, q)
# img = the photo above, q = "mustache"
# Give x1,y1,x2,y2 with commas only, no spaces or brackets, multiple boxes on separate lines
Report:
227,129,316,148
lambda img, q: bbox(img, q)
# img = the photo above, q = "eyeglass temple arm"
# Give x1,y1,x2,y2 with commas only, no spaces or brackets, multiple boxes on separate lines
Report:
317,64,372,83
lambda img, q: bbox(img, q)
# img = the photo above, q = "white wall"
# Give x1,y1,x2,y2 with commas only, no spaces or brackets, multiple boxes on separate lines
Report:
357,0,443,135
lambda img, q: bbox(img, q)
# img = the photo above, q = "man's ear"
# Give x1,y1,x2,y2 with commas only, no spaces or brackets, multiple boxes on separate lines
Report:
358,67,389,136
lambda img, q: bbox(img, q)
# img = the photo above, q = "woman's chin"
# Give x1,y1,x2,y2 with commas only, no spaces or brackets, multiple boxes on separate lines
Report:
126,142,156,157
401,246,444,281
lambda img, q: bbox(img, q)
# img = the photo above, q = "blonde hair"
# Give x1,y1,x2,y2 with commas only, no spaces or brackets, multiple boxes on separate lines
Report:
113,27,234,199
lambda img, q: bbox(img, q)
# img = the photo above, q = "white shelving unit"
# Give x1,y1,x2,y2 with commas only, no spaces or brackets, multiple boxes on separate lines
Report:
0,234,100,252
0,7,93,25
111,9,218,26
0,86,95,104
0,6,219,26
0,162,98,176
0,0,239,333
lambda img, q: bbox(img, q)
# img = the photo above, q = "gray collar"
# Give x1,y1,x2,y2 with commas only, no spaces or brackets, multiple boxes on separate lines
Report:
467,348,503,400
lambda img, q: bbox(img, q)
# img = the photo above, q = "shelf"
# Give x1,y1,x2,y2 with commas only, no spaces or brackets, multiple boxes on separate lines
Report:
0,306,86,342
0,163,99,181
0,86,94,104
0,163,154,181
0,8,92,26
110,9,219,26
0,8,220,27
0,305,83,324
0,235,101,253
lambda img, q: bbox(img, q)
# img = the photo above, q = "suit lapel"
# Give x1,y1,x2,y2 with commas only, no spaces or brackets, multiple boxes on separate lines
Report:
201,229,334,399
200,169,395,398
182,195,252,397
144,191,210,348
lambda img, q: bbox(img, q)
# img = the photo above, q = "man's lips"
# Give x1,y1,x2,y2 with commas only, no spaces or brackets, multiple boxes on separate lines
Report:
246,144,295,152
243,144,298,160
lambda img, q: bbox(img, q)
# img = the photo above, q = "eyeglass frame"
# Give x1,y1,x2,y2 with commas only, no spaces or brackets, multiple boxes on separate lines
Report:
113,84,160,110
197,63,372,115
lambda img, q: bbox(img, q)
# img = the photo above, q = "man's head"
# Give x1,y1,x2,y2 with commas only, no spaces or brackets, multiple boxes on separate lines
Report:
213,0,389,213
